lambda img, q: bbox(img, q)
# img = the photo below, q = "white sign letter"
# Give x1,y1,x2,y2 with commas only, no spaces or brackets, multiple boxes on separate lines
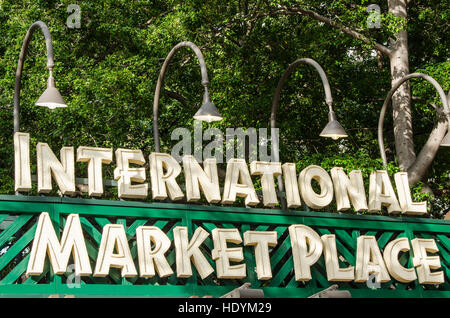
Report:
27,212,91,276
355,236,390,283
411,238,444,284
244,231,277,280
114,149,148,199
250,161,281,207
136,226,173,278
368,171,401,214
94,224,137,277
183,156,221,203
299,165,333,209
330,167,367,212
321,234,354,281
289,224,323,281
282,163,302,208
394,172,427,215
77,146,113,196
37,143,76,195
222,158,259,206
383,237,417,283
212,228,246,279
14,132,32,192
173,226,214,279
150,152,184,201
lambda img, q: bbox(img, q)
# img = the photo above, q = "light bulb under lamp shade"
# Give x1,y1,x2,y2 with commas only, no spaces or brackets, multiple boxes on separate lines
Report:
319,111,348,139
440,131,450,147
193,89,222,122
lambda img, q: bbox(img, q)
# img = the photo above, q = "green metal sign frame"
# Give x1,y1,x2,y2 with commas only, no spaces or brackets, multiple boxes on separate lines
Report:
0,194,449,298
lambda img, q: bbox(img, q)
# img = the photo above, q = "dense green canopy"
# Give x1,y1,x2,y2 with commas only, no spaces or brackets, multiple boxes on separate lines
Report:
0,0,448,217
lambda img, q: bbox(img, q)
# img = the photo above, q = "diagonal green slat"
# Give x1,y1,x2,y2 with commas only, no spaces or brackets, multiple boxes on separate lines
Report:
269,255,293,287
118,217,132,285
95,217,111,229
334,229,356,250
270,227,290,267
303,267,329,289
87,274,110,284
0,214,9,225
352,229,360,241
0,223,37,272
126,219,148,237
0,254,31,285
117,218,126,226
377,231,395,249
437,235,450,253
85,246,118,284
0,215,33,249
270,241,290,267
316,228,355,265
201,222,216,233
273,226,287,239
83,228,121,284
80,218,121,283
420,233,433,239
435,242,450,264
166,222,181,240
242,224,256,284
222,223,236,229
23,261,49,285
269,230,294,287
202,236,214,251
126,242,139,284
286,264,325,289
80,217,102,243
153,220,169,230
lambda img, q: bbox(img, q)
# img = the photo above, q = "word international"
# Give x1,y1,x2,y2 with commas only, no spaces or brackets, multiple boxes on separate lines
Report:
14,132,426,215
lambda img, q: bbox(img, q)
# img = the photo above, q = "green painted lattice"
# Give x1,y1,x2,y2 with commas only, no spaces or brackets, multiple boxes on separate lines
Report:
0,195,449,298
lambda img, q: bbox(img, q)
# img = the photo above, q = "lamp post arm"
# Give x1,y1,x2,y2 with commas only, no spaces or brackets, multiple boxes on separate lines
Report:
153,41,210,152
14,21,55,133
270,58,333,134
378,73,450,169
270,58,333,210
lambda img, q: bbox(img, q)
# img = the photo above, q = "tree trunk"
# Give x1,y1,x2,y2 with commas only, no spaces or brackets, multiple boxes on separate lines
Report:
407,95,450,185
270,2,447,184
388,0,416,171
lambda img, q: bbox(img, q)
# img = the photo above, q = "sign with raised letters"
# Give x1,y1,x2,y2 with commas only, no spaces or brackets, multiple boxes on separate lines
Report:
1,132,448,297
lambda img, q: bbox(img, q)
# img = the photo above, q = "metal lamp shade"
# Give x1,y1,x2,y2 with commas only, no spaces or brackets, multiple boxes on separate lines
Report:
193,88,222,123
35,75,67,109
319,111,348,140
193,101,222,122
35,86,67,109
440,131,450,147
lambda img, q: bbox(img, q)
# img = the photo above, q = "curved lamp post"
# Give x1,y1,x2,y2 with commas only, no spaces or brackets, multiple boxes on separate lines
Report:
153,41,222,152
14,21,66,133
378,73,450,167
270,58,348,209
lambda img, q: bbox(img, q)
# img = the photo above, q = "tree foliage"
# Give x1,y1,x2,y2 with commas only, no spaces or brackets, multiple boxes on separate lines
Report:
0,0,448,217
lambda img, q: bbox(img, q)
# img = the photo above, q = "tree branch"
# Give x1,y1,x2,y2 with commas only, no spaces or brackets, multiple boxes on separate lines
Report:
272,5,392,57
164,89,187,107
